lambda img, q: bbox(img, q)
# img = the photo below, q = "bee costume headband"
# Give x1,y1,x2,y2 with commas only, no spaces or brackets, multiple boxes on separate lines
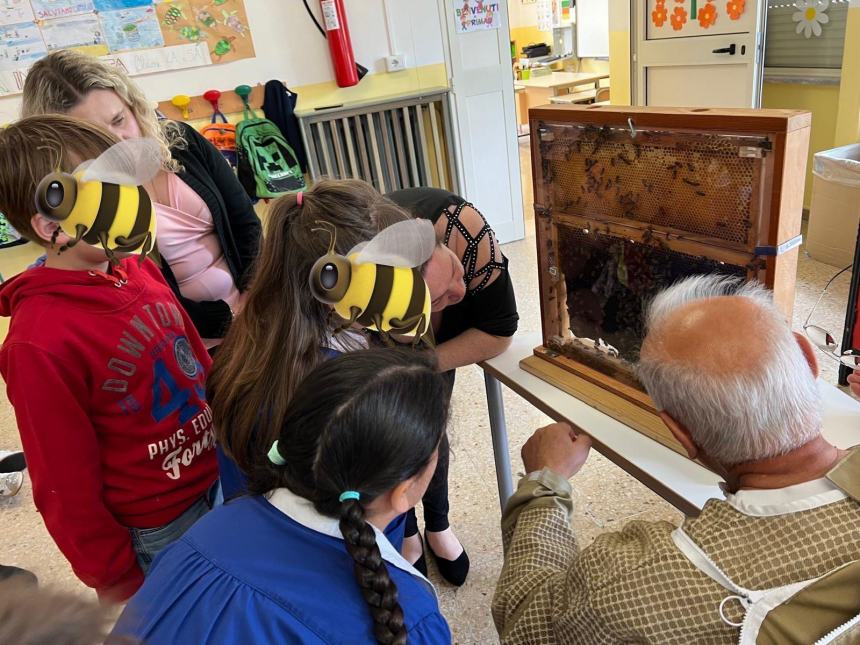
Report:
309,218,438,347
35,137,162,265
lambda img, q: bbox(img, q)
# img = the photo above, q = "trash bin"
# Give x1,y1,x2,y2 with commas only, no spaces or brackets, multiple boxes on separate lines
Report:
806,143,860,268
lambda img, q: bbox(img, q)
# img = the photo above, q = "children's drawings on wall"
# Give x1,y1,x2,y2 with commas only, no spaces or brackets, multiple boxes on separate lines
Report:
30,0,93,19
93,0,150,9
0,0,254,97
106,40,211,75
536,0,552,31
0,0,35,26
41,12,108,55
102,5,162,52
156,0,253,63
454,0,501,33
0,21,46,71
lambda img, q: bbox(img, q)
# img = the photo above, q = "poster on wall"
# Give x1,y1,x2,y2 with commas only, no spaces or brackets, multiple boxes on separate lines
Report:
647,0,753,39
30,0,94,20
0,0,36,26
536,0,552,31
41,12,108,56
0,0,255,97
101,5,163,52
454,0,502,33
156,0,254,63
0,20,47,71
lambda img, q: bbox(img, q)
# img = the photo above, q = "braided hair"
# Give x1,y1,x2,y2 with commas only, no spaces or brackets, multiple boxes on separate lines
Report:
248,348,449,644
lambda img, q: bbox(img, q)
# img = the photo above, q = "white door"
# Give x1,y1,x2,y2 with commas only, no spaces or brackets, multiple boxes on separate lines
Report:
437,0,524,243
633,0,766,108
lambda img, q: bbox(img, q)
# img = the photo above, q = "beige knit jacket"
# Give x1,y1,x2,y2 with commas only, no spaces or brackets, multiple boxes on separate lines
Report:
492,453,860,644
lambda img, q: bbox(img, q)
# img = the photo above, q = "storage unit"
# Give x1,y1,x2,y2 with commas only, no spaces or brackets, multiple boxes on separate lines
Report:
806,144,860,268
522,105,811,457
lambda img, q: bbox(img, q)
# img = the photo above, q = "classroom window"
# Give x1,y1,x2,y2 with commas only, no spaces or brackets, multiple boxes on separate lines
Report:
765,0,849,71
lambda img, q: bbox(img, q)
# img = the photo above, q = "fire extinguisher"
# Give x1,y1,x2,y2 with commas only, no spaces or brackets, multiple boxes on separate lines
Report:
319,0,358,87
303,0,368,88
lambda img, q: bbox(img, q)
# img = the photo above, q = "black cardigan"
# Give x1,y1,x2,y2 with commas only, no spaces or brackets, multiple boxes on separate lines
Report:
159,122,262,338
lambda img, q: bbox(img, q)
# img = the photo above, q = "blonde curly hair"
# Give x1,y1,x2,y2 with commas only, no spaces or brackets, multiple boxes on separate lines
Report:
21,50,184,172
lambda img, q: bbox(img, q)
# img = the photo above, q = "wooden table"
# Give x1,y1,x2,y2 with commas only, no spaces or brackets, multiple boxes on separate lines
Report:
516,72,609,127
479,333,860,515
516,71,609,95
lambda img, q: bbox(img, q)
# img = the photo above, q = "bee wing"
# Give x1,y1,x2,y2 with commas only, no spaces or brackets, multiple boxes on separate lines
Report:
350,219,436,267
79,138,162,185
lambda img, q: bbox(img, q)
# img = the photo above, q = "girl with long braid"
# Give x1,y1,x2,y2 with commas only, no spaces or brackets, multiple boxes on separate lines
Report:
113,348,452,644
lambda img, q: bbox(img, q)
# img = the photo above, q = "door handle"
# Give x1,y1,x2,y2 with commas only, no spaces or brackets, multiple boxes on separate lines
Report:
712,44,737,55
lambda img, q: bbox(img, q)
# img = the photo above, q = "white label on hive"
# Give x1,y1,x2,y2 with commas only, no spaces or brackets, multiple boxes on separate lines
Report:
321,0,340,31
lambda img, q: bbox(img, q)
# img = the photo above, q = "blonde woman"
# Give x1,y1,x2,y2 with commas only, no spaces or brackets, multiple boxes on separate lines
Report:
22,50,261,348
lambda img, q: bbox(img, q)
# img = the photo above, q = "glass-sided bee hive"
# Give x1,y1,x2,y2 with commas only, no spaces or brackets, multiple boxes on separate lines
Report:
522,106,811,456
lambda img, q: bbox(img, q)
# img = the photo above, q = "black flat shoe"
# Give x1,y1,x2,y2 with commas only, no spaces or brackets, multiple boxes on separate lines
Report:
0,451,25,474
410,533,428,577
425,533,470,587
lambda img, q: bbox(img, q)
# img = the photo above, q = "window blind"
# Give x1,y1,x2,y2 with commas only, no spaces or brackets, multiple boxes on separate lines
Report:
765,0,849,69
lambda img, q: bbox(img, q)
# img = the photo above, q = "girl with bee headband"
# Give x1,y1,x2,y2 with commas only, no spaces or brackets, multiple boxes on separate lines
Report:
22,50,262,347
114,349,452,644
211,180,515,584
208,180,415,503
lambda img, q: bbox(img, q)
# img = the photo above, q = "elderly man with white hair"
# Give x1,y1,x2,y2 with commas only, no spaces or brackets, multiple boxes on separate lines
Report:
493,275,860,644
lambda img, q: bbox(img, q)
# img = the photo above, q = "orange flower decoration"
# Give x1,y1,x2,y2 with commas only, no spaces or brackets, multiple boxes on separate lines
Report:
670,5,688,30
652,2,668,27
698,1,717,28
726,0,745,19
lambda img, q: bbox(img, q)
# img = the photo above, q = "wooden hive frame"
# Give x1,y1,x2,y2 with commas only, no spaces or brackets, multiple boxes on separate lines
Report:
522,105,811,456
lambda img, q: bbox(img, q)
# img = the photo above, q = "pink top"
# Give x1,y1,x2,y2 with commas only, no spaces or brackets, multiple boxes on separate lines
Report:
155,173,244,347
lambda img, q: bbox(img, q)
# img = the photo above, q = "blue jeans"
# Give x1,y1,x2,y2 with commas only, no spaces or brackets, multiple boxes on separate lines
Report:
129,480,223,574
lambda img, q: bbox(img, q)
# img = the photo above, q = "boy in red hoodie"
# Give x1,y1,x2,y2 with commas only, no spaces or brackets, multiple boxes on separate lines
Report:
0,115,219,602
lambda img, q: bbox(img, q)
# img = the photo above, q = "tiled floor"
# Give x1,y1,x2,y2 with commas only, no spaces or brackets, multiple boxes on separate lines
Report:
0,139,855,643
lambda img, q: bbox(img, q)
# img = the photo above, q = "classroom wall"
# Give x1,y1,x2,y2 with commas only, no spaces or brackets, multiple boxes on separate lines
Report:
508,0,550,52
608,0,630,105
834,0,860,146
761,1,860,208
507,0,609,74
0,0,446,124
762,83,840,209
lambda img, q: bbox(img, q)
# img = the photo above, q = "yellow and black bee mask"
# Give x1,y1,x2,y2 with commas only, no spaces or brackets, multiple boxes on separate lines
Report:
309,218,438,346
35,138,161,265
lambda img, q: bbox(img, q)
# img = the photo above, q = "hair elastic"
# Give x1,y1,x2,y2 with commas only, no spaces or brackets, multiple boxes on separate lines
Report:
339,490,360,503
267,440,286,466
296,191,303,207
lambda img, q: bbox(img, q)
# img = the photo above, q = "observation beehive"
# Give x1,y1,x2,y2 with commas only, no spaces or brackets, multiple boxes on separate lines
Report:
522,105,811,455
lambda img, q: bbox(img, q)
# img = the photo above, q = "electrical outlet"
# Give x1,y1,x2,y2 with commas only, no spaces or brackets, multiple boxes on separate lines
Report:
386,54,406,72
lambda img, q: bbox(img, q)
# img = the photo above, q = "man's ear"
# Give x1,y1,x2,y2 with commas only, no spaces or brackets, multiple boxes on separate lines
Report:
659,411,698,460
30,214,67,246
793,331,820,380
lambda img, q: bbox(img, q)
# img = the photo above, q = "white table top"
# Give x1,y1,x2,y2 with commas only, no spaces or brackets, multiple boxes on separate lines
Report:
481,333,860,514
516,71,609,90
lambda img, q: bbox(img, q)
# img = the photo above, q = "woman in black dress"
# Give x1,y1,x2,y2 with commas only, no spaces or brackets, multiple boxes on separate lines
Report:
387,187,519,586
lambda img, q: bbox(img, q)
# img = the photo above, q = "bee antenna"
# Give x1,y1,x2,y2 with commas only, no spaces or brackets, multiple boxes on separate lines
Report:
311,219,337,255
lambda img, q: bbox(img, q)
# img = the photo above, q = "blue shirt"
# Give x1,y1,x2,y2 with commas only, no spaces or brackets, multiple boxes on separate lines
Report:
214,345,406,549
113,491,450,644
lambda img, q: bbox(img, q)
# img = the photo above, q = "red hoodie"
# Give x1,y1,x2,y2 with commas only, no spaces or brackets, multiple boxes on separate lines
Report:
0,258,217,601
